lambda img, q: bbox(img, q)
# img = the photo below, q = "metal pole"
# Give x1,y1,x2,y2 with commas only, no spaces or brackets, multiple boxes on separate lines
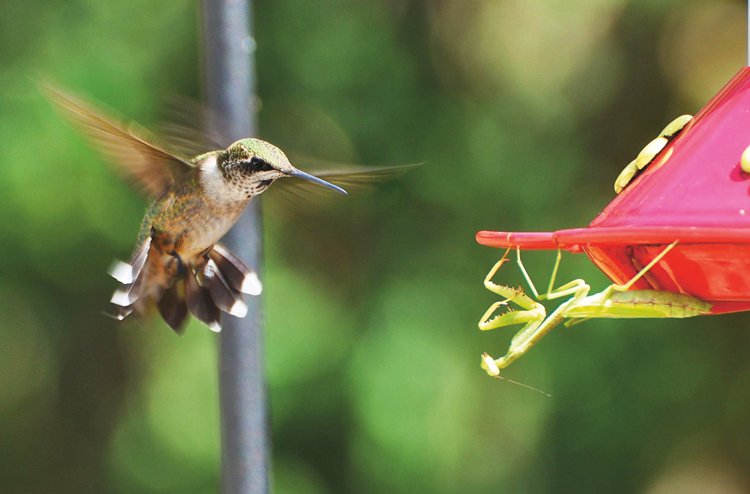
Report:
201,2,269,493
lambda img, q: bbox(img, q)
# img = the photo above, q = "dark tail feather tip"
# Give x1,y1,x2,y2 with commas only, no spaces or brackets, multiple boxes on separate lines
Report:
209,244,263,295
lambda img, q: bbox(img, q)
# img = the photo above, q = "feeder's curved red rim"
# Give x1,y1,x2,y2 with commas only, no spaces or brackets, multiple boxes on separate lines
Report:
476,227,750,251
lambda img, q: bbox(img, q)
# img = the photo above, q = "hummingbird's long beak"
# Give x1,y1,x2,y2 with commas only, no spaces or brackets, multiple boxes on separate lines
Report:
290,169,348,195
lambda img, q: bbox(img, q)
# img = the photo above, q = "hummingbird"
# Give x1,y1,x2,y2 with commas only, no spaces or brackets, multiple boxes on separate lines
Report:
45,85,409,333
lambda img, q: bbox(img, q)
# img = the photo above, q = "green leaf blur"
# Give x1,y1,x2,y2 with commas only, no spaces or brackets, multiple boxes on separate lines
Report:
2,0,750,492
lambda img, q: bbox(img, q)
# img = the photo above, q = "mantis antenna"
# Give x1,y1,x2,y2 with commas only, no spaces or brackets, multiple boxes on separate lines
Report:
496,375,551,397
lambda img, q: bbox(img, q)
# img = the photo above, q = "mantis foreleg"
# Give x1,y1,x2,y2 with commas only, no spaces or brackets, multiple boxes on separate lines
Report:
480,248,591,376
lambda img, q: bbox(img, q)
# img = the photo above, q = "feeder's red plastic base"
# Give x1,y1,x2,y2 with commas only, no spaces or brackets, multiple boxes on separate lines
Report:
476,229,750,314
477,67,750,315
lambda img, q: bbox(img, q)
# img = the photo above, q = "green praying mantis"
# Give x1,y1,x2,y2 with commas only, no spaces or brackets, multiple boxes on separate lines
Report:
478,241,713,378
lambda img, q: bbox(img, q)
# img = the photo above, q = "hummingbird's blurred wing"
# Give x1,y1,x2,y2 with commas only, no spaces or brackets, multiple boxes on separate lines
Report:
274,158,421,203
157,95,227,157
268,159,420,220
43,84,195,198
146,97,422,202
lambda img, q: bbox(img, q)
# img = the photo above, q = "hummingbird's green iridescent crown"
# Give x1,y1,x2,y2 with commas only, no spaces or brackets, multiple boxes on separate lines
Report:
226,138,295,174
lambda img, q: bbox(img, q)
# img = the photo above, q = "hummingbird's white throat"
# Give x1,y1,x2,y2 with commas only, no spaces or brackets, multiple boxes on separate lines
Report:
199,154,250,203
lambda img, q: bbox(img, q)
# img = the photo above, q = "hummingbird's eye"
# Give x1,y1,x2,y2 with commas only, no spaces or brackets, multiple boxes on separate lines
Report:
246,157,274,172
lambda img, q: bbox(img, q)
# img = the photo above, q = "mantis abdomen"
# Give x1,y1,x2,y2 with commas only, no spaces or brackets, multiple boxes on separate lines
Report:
566,290,712,319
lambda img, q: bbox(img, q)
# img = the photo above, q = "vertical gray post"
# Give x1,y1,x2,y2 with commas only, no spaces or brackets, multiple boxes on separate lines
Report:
201,1,269,493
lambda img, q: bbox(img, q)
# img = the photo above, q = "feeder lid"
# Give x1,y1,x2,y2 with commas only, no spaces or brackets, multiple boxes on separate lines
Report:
477,67,750,252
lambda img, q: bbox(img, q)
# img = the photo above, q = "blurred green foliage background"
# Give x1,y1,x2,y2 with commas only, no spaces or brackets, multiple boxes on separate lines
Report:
2,0,750,492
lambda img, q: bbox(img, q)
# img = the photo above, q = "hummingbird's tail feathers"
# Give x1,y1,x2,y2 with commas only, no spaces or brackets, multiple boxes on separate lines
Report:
109,260,135,285
110,269,147,307
106,240,258,332
129,238,151,278
185,270,222,333
103,305,134,322
157,282,189,333
161,247,256,331
209,244,263,296
107,238,163,328
108,238,150,286
108,238,152,307
198,259,248,318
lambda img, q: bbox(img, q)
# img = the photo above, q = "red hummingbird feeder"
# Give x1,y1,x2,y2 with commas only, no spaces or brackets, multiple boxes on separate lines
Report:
477,67,750,315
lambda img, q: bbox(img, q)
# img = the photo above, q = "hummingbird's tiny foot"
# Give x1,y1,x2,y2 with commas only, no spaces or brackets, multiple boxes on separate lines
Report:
168,250,187,277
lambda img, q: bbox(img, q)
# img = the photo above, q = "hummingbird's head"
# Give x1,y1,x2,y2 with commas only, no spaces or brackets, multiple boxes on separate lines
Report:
207,138,346,201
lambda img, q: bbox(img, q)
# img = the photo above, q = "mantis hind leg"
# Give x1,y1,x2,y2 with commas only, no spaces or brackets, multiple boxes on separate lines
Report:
606,241,678,295
516,247,588,301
